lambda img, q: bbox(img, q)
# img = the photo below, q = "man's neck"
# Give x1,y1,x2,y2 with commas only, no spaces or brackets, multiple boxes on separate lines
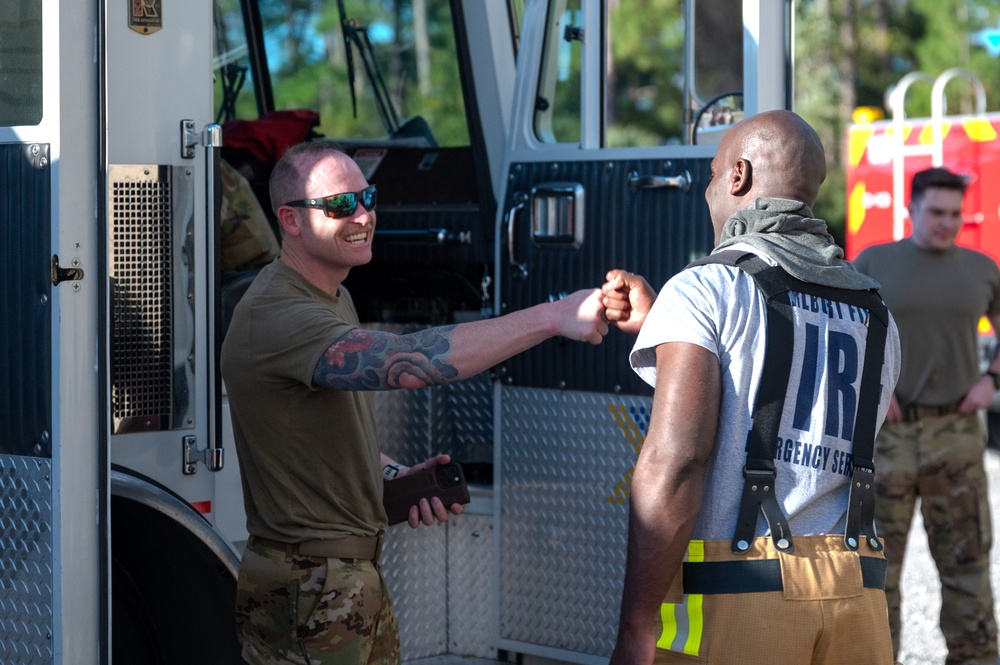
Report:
278,251,346,297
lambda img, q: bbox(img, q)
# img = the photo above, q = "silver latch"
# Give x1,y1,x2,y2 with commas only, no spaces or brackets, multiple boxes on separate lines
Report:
183,435,224,474
51,255,84,285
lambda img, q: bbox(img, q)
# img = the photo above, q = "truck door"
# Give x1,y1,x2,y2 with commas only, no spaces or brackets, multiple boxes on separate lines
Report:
3,0,239,661
0,0,108,661
104,0,244,663
493,1,792,660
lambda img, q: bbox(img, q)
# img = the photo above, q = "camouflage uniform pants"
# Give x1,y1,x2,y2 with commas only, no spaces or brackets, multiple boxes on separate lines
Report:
235,538,401,665
875,412,997,665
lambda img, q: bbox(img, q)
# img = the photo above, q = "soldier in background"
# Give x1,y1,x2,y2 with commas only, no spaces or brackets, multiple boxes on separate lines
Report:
854,166,1000,665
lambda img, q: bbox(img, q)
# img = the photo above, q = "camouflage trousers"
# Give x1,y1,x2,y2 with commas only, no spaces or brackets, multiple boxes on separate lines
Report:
235,537,401,665
875,412,997,665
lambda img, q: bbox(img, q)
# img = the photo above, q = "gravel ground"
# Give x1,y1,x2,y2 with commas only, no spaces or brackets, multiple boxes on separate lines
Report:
896,448,1000,665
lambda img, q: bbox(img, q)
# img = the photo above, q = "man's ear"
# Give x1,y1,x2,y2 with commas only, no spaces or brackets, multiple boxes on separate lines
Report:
729,158,752,196
276,206,302,237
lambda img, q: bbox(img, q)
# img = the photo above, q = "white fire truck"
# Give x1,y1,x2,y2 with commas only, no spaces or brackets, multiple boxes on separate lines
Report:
0,1,791,663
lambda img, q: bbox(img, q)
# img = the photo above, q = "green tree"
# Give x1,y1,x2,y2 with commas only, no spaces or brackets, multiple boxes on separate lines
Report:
606,0,685,146
795,0,1000,245
220,0,470,146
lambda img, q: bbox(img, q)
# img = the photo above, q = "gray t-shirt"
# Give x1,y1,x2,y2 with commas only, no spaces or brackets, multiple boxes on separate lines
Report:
630,248,901,540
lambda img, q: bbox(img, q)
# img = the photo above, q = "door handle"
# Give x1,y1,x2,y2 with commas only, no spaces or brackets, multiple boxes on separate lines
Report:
506,195,528,279
180,120,226,471
628,169,692,194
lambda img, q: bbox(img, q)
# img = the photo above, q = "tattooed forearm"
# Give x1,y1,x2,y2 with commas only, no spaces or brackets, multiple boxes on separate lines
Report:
313,326,460,390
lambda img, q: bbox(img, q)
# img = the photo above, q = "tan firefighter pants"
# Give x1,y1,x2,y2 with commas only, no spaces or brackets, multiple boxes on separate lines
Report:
653,535,893,664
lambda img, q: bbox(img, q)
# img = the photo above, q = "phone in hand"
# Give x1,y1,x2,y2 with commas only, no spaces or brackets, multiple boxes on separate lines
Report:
382,461,471,526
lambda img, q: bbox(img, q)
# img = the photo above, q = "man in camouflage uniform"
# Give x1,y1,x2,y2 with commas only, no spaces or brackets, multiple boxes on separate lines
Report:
854,167,1000,665
221,143,608,664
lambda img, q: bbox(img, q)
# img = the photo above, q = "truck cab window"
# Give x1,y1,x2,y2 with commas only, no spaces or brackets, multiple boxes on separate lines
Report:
534,0,742,147
0,0,43,126
216,0,471,148
689,0,744,145
605,0,685,147
535,0,582,143
214,0,256,123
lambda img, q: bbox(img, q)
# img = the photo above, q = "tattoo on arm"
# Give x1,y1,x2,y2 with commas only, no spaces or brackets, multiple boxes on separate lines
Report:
313,326,460,390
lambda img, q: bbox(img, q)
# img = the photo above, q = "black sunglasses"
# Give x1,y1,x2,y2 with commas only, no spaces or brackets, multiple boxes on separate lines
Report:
282,184,377,219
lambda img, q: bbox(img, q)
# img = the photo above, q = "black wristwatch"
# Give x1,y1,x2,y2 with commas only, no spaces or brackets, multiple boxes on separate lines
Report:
987,370,1000,390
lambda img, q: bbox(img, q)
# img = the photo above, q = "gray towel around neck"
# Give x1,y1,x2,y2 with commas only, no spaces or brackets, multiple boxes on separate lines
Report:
714,197,880,291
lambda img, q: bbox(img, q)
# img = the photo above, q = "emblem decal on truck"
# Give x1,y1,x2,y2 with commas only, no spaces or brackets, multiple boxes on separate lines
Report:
129,0,162,34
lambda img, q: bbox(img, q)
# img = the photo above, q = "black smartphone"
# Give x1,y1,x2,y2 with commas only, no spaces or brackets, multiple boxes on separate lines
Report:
382,462,471,525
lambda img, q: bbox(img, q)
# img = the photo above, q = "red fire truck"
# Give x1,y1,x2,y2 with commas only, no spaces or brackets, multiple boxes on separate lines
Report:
845,68,1000,269
845,67,1000,444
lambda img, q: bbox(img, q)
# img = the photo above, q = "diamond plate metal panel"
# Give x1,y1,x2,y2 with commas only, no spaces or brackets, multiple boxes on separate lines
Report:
376,387,433,462
0,455,53,664
447,513,496,659
498,387,651,658
383,522,448,660
432,373,493,483
384,513,496,663
369,322,493,474
366,324,495,662
369,323,433,464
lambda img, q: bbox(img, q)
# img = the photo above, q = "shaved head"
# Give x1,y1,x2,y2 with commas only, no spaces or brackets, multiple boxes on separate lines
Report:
269,142,357,216
705,110,827,239
727,110,826,204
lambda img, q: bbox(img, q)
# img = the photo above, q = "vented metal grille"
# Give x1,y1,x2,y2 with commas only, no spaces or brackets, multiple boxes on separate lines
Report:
110,166,173,433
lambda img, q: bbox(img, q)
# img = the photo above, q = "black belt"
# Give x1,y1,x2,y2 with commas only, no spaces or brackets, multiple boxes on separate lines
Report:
900,402,962,423
682,556,886,594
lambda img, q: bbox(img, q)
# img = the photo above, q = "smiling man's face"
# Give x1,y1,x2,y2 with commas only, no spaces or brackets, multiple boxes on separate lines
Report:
908,186,964,252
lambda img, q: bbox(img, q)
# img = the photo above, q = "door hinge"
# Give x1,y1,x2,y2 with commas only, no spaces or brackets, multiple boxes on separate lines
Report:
183,435,224,475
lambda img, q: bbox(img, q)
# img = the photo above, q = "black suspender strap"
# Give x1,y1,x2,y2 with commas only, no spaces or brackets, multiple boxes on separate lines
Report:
842,291,889,552
729,255,797,553
689,251,796,553
686,250,890,555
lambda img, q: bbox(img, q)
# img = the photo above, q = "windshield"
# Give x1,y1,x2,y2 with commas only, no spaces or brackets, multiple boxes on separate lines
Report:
214,0,472,147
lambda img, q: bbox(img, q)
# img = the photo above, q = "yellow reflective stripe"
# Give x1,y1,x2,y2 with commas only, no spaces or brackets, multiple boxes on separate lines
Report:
657,601,679,650
657,541,705,656
683,593,704,655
